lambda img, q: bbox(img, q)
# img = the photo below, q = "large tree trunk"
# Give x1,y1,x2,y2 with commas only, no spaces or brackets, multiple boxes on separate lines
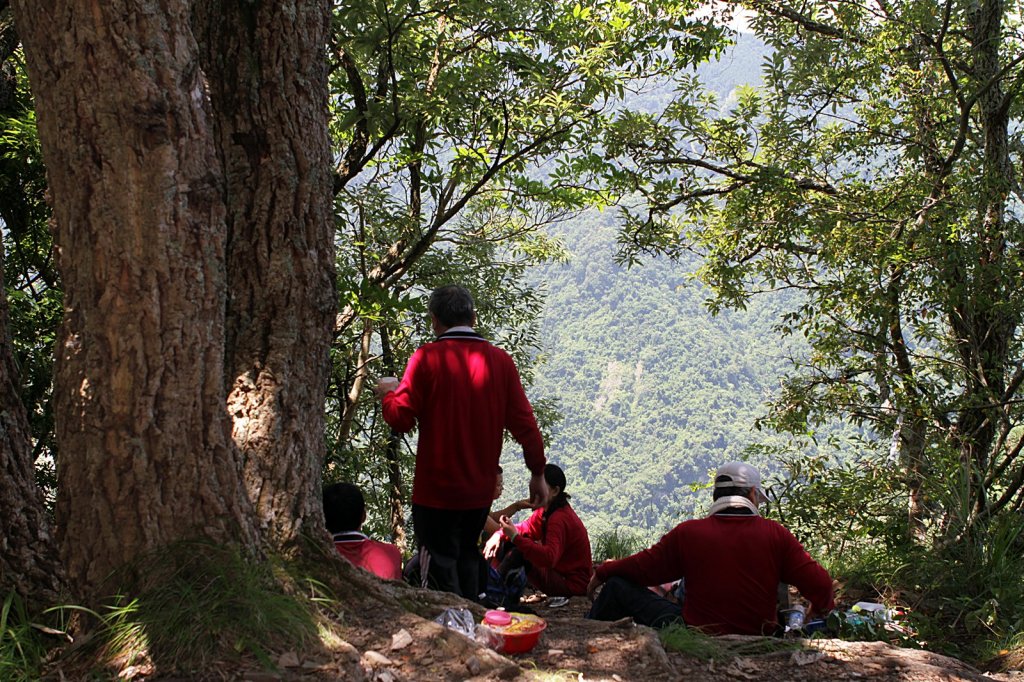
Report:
12,0,260,602
0,243,62,611
194,0,336,553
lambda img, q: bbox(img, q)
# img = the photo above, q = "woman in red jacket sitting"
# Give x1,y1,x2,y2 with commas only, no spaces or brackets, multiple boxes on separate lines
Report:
484,463,592,601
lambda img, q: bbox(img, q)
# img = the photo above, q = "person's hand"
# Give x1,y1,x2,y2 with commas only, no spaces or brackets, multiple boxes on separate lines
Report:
483,530,503,560
513,498,532,513
499,514,518,540
528,472,549,508
372,376,399,399
587,571,604,602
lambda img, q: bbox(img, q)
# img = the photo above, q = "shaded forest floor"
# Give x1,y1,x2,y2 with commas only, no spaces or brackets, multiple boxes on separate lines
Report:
328,593,1024,682
124,583,1024,682
37,555,1024,682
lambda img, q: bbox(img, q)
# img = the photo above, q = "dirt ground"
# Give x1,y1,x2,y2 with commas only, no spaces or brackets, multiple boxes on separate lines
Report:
241,588,1024,682
40,550,1024,682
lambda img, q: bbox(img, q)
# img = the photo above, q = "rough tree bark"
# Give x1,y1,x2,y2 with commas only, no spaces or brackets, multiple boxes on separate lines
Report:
0,244,62,610
12,0,260,601
0,4,62,611
194,0,336,553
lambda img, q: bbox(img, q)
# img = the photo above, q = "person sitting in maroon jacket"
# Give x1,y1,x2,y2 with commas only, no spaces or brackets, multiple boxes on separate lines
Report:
324,482,402,581
586,462,834,635
484,464,593,602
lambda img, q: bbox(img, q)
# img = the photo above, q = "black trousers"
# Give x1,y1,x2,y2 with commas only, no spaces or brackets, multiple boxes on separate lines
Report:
586,576,684,628
412,504,490,598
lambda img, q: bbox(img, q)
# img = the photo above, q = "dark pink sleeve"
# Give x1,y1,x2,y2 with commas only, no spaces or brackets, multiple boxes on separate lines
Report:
595,524,685,588
777,525,835,615
514,511,567,569
514,508,543,538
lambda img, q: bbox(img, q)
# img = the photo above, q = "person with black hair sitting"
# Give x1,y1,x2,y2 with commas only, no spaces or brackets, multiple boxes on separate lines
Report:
585,462,834,635
484,463,592,603
324,482,402,581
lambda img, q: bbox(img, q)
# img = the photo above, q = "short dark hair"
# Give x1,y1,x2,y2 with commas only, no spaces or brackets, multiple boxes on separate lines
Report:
323,482,364,533
429,285,475,328
712,474,752,501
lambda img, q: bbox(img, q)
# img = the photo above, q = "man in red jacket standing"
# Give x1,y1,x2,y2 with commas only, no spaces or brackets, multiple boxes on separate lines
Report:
586,462,834,635
375,285,547,598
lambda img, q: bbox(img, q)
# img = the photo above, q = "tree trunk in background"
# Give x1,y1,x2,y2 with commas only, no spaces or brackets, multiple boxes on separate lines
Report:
379,326,406,546
896,412,929,542
12,0,260,602
384,438,407,547
949,0,1014,522
194,0,336,553
0,244,62,611
335,319,374,448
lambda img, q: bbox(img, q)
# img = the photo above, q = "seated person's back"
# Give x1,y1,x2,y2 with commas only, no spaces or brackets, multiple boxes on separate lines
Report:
324,482,402,581
587,461,834,635
652,511,830,634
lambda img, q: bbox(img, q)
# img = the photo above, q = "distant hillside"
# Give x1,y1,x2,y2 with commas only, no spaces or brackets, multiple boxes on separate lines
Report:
701,31,768,98
623,30,768,115
498,34,813,538
505,207,806,538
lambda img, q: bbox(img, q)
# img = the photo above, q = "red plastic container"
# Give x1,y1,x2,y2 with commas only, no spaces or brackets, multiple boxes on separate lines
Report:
495,613,547,654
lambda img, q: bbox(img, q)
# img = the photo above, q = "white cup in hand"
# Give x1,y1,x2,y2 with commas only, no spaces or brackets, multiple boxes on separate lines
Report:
374,376,399,398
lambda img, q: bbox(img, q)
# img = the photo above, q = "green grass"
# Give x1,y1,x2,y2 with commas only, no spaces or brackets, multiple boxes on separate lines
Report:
55,541,319,675
0,591,54,681
658,624,799,661
592,528,645,562
894,514,1024,663
520,661,583,681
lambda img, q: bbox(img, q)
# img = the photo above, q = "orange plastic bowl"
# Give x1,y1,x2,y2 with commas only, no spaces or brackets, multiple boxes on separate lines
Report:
497,613,547,654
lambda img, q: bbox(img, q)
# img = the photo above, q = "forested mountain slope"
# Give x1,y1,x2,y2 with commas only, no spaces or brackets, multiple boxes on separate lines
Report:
496,35,808,538
515,211,805,537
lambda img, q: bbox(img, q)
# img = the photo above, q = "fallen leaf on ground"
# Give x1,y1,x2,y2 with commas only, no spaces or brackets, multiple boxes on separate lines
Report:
276,651,300,668
390,628,413,650
362,650,393,667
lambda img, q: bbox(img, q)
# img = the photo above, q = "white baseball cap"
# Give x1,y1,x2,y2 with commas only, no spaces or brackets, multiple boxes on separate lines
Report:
714,461,769,504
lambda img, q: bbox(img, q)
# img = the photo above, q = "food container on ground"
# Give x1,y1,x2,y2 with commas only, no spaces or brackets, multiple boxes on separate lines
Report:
480,612,546,654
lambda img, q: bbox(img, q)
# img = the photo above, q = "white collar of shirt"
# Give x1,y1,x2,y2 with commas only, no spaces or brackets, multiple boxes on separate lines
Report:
706,495,760,517
332,531,369,543
444,325,475,334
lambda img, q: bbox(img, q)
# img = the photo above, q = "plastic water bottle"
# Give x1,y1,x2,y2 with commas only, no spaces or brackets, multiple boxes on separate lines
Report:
784,604,806,632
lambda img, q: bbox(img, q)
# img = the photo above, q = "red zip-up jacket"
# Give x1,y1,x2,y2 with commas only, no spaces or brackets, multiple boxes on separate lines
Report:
595,513,834,635
332,532,402,581
508,505,592,596
382,330,545,509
